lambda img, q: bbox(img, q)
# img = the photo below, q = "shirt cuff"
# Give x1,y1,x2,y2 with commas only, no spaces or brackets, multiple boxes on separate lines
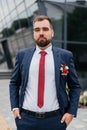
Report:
13,108,19,111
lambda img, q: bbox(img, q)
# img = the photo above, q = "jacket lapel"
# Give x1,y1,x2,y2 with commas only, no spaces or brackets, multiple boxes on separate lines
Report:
52,46,60,96
23,47,36,88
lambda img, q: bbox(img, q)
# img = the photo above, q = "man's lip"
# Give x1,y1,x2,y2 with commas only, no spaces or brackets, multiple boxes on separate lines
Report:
39,37,45,40
39,37,44,39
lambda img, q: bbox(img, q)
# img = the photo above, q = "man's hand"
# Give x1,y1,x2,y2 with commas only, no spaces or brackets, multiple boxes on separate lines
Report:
61,113,74,126
13,109,21,119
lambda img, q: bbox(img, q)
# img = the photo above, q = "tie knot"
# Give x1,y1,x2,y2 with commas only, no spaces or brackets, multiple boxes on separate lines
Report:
40,51,47,56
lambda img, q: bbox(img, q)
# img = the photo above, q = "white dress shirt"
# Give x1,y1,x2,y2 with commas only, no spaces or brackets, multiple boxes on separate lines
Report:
23,45,59,112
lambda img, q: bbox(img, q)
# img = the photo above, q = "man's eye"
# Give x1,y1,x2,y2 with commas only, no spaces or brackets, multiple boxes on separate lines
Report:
34,27,49,32
34,28,40,32
43,28,49,31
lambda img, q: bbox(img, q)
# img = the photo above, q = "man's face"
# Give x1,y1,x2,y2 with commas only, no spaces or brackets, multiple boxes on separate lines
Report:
33,19,54,47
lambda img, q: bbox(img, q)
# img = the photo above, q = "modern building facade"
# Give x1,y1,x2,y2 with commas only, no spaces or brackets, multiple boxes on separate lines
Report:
0,0,87,90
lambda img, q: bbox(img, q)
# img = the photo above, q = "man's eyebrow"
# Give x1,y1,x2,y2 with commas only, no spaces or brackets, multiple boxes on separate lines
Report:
34,27,49,29
34,27,39,29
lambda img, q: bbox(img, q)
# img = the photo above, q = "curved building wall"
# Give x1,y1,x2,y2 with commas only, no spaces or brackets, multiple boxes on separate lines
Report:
0,0,87,90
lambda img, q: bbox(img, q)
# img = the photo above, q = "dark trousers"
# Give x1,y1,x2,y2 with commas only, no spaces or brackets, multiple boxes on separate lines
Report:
15,111,67,130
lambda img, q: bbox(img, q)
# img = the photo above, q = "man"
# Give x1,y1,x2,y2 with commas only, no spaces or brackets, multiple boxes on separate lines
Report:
9,15,81,130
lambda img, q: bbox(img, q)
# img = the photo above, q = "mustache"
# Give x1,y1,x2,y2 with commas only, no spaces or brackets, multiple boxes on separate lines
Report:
39,35,44,38
38,35,46,40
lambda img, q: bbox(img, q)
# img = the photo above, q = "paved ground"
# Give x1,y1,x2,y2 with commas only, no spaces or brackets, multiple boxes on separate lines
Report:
0,79,87,130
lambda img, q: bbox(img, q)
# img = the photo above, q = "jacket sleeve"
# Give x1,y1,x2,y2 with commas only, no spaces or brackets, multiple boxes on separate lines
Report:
9,52,21,110
67,52,81,117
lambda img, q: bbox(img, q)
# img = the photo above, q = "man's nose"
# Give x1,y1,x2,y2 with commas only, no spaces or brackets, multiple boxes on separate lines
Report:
39,29,44,34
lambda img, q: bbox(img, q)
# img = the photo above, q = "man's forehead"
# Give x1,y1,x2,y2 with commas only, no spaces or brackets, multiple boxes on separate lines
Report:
34,19,50,28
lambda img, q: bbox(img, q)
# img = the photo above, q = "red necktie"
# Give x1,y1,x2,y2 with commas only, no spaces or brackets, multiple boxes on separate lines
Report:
37,51,47,108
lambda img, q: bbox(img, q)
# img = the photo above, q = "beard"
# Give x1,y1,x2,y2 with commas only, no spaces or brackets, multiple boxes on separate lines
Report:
35,36,51,47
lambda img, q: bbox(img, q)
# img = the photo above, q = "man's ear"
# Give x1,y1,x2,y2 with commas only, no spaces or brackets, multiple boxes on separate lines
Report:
52,31,54,37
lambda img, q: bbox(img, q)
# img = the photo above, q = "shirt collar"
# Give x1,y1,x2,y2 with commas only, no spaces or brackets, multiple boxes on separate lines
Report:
36,45,52,54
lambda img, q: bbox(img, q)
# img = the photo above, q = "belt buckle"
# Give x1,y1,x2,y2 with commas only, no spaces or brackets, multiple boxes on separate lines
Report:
35,112,45,118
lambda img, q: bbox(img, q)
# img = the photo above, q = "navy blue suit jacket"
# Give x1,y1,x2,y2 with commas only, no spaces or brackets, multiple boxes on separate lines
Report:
9,46,81,117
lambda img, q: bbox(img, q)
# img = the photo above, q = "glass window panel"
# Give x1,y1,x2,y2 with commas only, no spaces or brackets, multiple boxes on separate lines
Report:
1,19,7,28
66,2,87,75
30,3,38,13
47,0,87,3
27,3,38,16
66,0,87,5
16,3,25,15
7,21,12,28
18,11,27,19
67,6,87,42
0,22,3,32
46,0,65,2
66,0,77,2
45,2,63,47
0,9,3,20
66,0,87,2
10,10,17,20
5,16,10,24
25,0,36,8
0,0,87,73
0,28,2,32
0,0,9,16
15,0,23,5
7,0,15,11
0,23,2,29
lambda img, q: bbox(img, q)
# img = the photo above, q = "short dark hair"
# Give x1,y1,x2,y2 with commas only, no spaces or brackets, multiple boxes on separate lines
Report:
33,15,53,29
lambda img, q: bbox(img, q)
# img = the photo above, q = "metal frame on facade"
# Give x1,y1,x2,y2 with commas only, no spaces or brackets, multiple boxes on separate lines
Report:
0,0,87,84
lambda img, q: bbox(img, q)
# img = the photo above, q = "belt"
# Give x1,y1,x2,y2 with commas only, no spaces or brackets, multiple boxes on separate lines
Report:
21,108,61,118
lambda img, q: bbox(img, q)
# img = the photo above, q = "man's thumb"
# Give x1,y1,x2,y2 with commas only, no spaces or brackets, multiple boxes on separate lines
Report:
61,115,65,123
18,113,21,119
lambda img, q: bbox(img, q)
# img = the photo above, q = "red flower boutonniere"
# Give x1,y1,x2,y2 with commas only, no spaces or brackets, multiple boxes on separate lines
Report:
60,64,69,76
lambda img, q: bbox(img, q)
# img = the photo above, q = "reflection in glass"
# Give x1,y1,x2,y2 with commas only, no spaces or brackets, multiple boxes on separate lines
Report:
67,6,87,42
16,3,25,15
44,1,63,47
7,0,15,11
0,0,9,17
0,0,87,76
15,0,23,5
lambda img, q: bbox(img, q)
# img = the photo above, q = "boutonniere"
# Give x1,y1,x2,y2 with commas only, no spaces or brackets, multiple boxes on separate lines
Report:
60,64,69,76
